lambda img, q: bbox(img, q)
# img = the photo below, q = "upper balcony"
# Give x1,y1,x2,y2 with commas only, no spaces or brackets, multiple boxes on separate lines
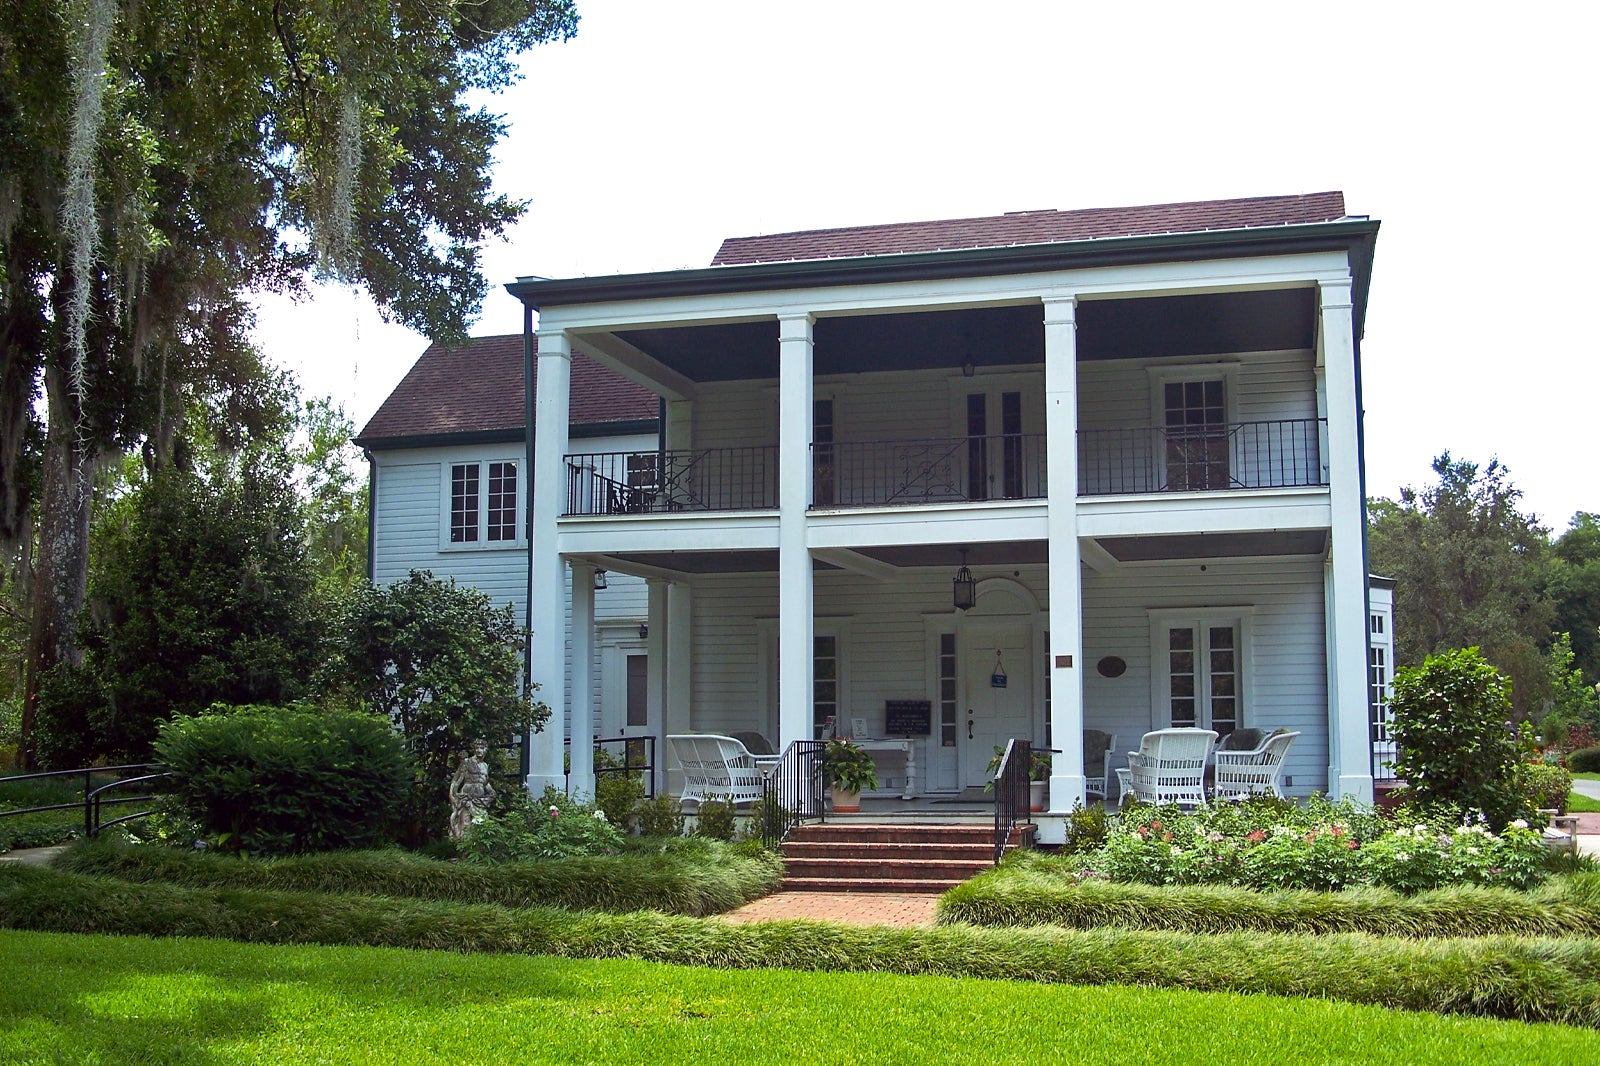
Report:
562,418,1325,516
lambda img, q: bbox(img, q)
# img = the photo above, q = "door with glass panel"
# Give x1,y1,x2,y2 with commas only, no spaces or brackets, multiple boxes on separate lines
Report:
1164,622,1240,741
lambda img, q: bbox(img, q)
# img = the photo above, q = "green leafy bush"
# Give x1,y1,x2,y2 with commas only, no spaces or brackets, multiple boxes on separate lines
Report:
635,795,685,838
460,788,624,863
693,799,737,842
1570,746,1600,773
1390,647,1527,827
1520,761,1574,812
592,751,646,831
154,704,413,855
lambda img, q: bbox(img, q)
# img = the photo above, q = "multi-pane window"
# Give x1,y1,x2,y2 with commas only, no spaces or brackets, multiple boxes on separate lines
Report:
813,399,835,506
1166,623,1239,739
447,460,520,545
486,461,518,541
450,464,480,543
939,633,958,748
814,635,840,738
1370,612,1395,774
1164,379,1228,490
1000,391,1023,499
966,394,988,500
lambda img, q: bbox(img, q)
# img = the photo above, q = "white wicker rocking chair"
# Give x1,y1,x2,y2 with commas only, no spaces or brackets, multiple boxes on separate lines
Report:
1213,730,1300,800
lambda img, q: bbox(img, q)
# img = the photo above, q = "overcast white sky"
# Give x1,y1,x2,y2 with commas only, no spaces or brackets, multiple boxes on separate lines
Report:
254,0,1599,532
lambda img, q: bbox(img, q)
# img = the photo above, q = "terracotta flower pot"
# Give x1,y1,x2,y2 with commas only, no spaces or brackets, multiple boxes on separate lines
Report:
830,786,862,813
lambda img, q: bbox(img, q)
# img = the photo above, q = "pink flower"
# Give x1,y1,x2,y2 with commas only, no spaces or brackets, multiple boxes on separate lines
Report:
548,806,560,820
1246,829,1267,843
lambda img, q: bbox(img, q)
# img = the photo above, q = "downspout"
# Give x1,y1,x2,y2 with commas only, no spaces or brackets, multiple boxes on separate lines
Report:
523,303,537,783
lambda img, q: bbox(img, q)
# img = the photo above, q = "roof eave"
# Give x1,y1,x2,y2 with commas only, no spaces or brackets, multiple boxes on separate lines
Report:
508,219,1381,333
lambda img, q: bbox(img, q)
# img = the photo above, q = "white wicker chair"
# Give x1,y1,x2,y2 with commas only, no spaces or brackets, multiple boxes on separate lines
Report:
667,734,778,806
1084,730,1119,801
1123,728,1218,808
1213,730,1300,800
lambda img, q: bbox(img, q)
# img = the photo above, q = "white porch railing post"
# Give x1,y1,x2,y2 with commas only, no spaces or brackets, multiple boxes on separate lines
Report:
527,329,571,795
1043,295,1086,811
777,313,815,748
1320,276,1374,802
568,562,596,800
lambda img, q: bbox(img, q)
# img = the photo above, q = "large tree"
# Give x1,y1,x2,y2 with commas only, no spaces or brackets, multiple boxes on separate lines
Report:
1,1,578,765
1548,513,1600,687
1367,453,1556,718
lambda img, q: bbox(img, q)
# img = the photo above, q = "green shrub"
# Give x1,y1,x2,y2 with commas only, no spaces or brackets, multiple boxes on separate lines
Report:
1390,648,1526,827
154,704,413,855
1521,761,1575,812
593,752,646,831
635,794,685,838
1059,803,1108,855
460,788,624,862
693,799,736,842
1570,746,1600,773
58,836,781,916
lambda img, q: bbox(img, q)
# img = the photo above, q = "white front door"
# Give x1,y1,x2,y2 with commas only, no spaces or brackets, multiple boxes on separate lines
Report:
963,626,1034,788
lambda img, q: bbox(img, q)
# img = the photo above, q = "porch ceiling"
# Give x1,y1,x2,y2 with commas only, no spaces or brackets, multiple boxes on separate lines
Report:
599,550,844,574
608,289,1314,383
853,541,1049,568
1097,530,1328,562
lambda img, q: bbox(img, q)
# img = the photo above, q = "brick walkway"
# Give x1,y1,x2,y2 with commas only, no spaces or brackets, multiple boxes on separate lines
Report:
718,891,942,927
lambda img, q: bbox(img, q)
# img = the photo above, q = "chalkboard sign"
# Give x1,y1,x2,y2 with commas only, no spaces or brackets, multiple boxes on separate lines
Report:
885,699,932,736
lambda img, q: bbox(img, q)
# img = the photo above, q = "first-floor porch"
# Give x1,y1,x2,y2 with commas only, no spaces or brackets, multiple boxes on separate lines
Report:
530,533,1384,842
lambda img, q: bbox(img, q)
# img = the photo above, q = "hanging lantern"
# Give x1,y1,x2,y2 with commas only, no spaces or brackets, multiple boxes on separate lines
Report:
953,549,975,611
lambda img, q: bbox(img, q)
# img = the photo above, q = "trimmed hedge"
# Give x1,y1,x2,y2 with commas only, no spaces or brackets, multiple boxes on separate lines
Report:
937,860,1600,938
155,705,413,855
3,864,1600,1028
1570,747,1600,774
55,837,782,917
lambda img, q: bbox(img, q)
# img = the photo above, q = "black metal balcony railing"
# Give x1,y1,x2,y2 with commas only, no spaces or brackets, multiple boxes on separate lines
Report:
565,447,777,515
1077,418,1326,496
815,433,1047,508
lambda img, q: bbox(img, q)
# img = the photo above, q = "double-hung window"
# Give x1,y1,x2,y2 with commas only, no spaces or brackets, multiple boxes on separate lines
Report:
445,459,521,546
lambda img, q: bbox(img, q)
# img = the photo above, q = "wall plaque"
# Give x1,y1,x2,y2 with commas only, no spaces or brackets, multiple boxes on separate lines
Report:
884,700,932,736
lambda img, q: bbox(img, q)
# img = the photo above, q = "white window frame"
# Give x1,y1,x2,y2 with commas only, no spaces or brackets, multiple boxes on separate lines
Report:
439,458,526,551
758,616,852,742
1146,363,1240,492
1148,608,1254,734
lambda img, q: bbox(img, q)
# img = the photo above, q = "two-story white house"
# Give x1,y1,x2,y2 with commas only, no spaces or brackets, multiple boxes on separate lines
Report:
355,334,664,762
504,191,1384,839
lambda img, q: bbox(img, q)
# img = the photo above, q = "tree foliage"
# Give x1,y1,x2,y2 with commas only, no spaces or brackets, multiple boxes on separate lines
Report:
1,0,579,765
32,443,323,767
1548,513,1600,687
1367,454,1555,717
322,570,546,839
293,397,369,600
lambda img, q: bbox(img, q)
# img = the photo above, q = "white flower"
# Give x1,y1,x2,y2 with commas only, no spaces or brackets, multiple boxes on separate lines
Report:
593,809,608,822
1511,819,1529,830
1170,845,1182,856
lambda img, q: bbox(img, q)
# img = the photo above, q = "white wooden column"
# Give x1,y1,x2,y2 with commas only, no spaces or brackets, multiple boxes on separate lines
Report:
665,398,693,452
646,578,668,792
568,562,596,799
527,329,571,794
665,582,693,793
777,313,815,748
1042,295,1086,811
1320,277,1373,802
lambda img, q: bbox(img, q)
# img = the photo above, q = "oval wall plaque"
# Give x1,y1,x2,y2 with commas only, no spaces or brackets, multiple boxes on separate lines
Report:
1097,656,1127,678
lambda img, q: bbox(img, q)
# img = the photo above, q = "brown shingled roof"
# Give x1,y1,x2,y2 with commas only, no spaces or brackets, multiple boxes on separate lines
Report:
711,192,1348,266
356,334,659,446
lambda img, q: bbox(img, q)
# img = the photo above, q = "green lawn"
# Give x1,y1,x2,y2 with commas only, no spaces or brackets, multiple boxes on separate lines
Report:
2,930,1597,1065
1570,792,1600,813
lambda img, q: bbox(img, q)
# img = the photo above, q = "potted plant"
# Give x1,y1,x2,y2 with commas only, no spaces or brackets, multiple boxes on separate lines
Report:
824,737,879,813
1029,750,1051,812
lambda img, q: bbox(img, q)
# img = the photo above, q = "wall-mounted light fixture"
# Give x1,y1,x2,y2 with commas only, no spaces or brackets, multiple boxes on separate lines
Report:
638,623,649,640
593,569,608,591
953,549,975,611
962,360,976,378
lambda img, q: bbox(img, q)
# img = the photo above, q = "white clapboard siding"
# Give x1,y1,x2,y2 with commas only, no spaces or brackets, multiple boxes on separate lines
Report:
369,440,649,740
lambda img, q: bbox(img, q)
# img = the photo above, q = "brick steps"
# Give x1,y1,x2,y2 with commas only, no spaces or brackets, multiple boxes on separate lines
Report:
778,822,1030,894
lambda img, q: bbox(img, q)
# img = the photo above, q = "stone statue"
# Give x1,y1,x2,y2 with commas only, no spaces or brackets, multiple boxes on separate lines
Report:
448,740,496,841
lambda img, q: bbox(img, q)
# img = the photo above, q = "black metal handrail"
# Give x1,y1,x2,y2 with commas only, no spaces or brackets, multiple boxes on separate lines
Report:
992,738,1031,864
0,764,171,839
564,447,777,515
815,433,1047,508
1078,418,1326,495
760,739,825,847
561,736,658,798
